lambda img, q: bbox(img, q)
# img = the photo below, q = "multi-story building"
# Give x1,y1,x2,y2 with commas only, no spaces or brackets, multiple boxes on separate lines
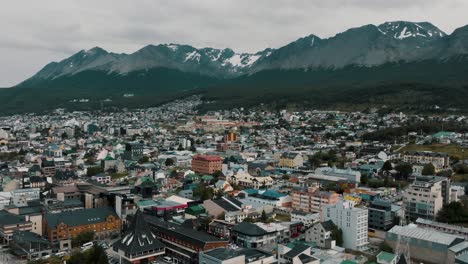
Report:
239,189,292,208
403,151,450,170
192,155,223,174
229,170,274,189
322,201,368,251
124,141,144,160
231,222,279,248
305,220,336,249
386,224,465,264
145,215,229,264
291,211,320,228
199,247,275,264
315,166,361,183
0,210,33,244
44,207,121,243
416,218,468,240
291,186,339,214
368,199,394,231
403,176,451,221
276,152,304,169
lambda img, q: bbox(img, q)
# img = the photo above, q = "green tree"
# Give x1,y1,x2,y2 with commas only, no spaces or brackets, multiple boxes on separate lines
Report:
360,174,368,185
394,163,413,179
243,217,255,223
331,226,343,247
68,245,108,264
379,242,394,253
436,202,468,223
87,166,103,177
422,163,436,176
382,160,393,171
261,210,267,222
138,156,150,163
281,175,290,181
193,184,214,200
165,158,174,167
71,231,94,248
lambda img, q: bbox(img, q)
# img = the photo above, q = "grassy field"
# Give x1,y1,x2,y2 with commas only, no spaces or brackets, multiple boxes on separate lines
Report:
399,144,468,160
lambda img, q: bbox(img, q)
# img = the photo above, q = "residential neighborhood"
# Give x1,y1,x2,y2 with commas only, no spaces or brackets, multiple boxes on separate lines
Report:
0,96,467,264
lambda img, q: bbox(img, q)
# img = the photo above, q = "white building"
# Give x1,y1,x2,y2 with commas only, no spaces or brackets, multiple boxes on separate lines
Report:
291,211,320,228
403,176,450,221
11,188,40,206
322,201,368,251
315,166,361,183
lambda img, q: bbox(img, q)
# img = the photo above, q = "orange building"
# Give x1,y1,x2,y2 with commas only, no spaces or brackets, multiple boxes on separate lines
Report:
44,207,121,243
291,186,339,214
224,132,237,143
192,155,223,174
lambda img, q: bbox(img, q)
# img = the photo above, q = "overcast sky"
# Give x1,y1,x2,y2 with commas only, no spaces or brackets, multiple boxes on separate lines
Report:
1,0,468,87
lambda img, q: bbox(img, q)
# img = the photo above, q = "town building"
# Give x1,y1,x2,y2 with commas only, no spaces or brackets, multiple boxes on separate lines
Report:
10,230,52,261
305,220,336,249
239,189,292,208
368,199,394,231
403,176,451,221
291,211,320,228
291,186,339,214
322,201,368,251
276,152,304,169
145,215,229,264
199,247,275,264
231,222,278,248
229,170,274,189
277,244,320,264
386,224,465,264
402,151,450,170
44,207,121,244
191,155,223,174
112,211,165,264
0,210,33,244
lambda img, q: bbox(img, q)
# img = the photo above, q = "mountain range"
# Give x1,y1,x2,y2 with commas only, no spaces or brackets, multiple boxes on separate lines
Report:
3,21,468,114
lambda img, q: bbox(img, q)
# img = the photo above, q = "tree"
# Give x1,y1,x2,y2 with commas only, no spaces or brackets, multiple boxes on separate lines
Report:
436,201,468,223
331,226,343,247
177,144,184,151
382,160,393,172
394,163,413,179
422,163,436,176
138,156,150,163
193,184,214,200
189,145,197,152
261,210,267,222
243,217,255,223
360,174,368,185
379,242,394,253
165,158,174,167
72,231,94,248
281,175,290,181
68,245,108,264
87,166,103,177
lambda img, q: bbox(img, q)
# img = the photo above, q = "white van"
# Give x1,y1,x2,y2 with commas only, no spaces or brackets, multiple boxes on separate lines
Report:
163,256,172,262
81,241,94,251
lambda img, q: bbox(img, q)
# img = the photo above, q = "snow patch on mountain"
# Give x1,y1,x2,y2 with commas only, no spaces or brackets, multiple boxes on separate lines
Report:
184,51,201,63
